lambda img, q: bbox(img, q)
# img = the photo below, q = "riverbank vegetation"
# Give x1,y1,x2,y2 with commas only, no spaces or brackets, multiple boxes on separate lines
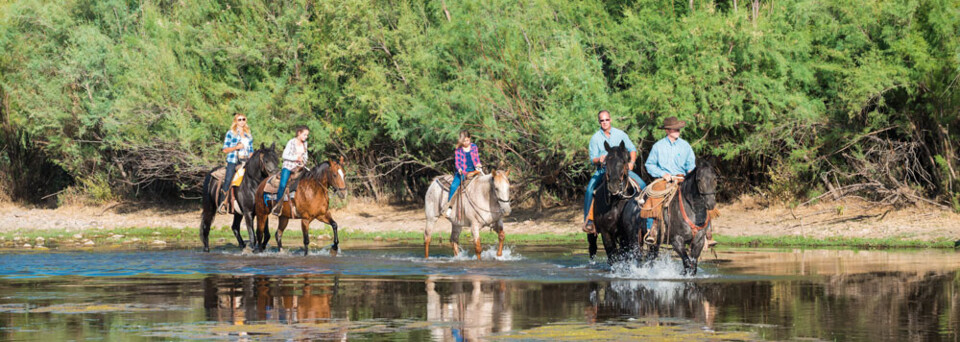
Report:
1,0,958,211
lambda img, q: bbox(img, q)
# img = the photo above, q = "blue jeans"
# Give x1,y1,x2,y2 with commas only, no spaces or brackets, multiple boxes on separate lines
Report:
448,168,475,201
583,170,653,228
221,162,237,195
276,168,292,199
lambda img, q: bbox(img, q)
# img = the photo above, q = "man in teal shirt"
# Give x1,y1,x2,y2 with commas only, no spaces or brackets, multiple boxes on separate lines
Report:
644,116,715,246
582,110,645,234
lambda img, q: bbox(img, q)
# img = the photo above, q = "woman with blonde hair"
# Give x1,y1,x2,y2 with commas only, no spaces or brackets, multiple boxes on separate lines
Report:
218,113,254,213
443,130,483,218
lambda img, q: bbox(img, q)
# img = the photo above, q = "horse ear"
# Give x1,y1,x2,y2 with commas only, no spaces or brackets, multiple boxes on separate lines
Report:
270,142,276,150
339,155,344,165
618,140,625,150
604,141,611,151
259,143,265,150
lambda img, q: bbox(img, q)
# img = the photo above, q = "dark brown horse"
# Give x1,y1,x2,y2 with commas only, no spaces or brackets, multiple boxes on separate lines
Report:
199,144,279,252
253,158,348,255
649,159,718,275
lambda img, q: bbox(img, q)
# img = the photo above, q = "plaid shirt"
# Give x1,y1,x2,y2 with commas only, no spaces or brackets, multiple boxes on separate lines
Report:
222,129,254,164
454,144,481,174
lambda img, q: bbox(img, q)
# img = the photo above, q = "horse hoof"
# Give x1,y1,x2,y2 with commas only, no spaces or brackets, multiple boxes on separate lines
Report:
202,247,210,253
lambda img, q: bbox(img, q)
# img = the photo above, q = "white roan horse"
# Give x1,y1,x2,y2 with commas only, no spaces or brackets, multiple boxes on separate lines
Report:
423,170,511,260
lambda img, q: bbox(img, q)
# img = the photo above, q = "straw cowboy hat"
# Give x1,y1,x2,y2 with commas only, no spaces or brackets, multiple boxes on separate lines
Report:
659,117,686,130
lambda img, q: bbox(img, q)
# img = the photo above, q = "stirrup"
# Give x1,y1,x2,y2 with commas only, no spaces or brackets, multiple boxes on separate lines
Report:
270,196,284,216
581,220,596,234
216,191,228,214
644,231,657,245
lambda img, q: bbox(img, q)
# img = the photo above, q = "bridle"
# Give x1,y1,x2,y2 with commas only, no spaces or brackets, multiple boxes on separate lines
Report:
602,161,631,198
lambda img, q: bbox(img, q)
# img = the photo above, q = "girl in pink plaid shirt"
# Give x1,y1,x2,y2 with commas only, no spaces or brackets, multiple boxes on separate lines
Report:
444,130,483,218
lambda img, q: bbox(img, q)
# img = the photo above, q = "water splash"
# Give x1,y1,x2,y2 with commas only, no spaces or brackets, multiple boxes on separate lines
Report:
606,254,713,280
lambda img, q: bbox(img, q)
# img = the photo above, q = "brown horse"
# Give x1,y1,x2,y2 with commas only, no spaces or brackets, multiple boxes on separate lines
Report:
253,158,348,255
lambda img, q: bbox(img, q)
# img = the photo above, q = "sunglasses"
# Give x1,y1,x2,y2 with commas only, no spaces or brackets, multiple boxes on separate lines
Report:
237,118,246,122
599,119,610,122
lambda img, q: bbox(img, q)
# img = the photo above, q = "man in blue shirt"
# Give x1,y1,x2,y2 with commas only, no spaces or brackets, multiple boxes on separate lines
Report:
644,116,715,246
582,110,646,234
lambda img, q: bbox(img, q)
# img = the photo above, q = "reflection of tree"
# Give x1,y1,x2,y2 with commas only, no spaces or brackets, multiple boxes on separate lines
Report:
715,270,960,341
425,275,513,341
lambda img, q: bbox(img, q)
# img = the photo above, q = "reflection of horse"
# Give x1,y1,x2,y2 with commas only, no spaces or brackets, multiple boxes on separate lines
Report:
253,158,348,254
586,280,716,327
649,159,718,275
423,170,512,260
199,144,279,252
589,141,644,264
425,276,513,341
202,275,341,327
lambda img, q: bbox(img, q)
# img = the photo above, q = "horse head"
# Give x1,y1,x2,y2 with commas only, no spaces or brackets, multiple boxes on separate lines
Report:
253,142,280,178
694,159,717,210
603,141,630,197
327,156,348,199
492,169,511,216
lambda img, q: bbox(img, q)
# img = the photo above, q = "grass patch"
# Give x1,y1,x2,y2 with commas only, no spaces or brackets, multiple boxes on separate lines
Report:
1,227,953,250
0,226,585,249
716,235,955,249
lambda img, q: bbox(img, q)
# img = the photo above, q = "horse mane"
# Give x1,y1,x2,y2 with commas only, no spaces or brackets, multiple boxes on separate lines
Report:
304,161,332,182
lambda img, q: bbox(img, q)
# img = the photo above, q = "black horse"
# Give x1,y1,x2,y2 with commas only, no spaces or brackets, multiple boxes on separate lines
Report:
199,143,279,252
588,141,646,264
649,159,718,275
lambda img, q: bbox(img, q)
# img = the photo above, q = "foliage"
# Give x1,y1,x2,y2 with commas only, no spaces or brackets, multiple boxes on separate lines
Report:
0,0,957,208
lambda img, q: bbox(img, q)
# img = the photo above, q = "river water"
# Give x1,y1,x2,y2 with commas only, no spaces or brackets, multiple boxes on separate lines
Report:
0,245,958,341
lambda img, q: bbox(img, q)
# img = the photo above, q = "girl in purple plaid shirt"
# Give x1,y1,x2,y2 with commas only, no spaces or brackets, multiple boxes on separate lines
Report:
443,130,483,218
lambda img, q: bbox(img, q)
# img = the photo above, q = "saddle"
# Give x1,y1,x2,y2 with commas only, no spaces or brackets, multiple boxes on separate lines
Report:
640,177,681,220
212,162,246,214
262,169,305,217
435,174,473,221
263,169,304,196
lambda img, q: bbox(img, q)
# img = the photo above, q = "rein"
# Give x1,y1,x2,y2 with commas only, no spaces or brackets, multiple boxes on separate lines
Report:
678,185,711,235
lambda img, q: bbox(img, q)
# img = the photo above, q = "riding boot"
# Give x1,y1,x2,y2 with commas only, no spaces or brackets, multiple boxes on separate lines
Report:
270,194,286,216
216,190,228,214
581,200,596,234
706,230,718,247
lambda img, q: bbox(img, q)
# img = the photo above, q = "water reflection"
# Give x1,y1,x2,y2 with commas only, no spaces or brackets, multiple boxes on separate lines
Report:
588,280,717,328
0,248,957,341
425,276,513,341
201,275,347,339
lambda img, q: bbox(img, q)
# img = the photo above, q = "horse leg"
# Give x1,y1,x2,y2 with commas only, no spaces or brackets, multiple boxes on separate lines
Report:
275,215,289,251
472,223,482,261
200,208,214,253
261,217,271,252
231,214,244,249
600,231,619,264
688,231,708,276
321,212,340,252
300,218,311,256
425,214,439,259
244,210,258,251
450,223,463,257
254,213,268,253
587,233,598,261
671,234,694,275
494,219,505,257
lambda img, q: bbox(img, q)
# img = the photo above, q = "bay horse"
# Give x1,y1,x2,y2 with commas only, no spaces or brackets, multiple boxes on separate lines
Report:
423,169,512,260
588,141,644,264
199,143,280,252
253,158,348,255
650,159,718,275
